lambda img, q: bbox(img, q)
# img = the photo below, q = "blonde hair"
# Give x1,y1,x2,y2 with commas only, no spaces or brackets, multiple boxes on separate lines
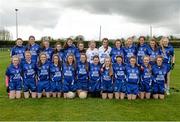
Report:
103,56,113,76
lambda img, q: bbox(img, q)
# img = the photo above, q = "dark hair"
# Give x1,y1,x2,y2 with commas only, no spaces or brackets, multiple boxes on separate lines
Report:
102,38,109,52
80,53,89,71
52,54,62,68
38,52,47,67
41,39,49,51
114,39,123,48
149,38,158,51
16,38,23,41
139,36,145,41
116,55,124,64
93,55,99,60
63,38,73,49
29,35,35,40
54,42,62,54
65,53,76,69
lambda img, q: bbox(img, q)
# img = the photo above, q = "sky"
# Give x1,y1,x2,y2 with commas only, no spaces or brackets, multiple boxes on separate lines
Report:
0,0,180,40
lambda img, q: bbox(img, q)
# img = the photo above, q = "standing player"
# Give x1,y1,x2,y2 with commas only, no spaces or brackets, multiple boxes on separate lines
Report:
89,55,101,97
100,57,114,99
152,55,170,99
125,56,140,100
26,35,40,63
123,37,137,64
99,38,112,64
53,42,64,62
5,55,22,99
50,54,62,98
37,53,51,98
139,56,152,99
160,37,175,95
110,39,124,63
62,54,77,98
21,51,37,98
137,36,148,65
113,56,126,100
76,41,86,63
86,41,99,63
11,38,26,61
76,53,89,99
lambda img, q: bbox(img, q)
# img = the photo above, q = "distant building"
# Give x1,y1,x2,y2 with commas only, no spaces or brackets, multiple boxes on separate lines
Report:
0,29,11,41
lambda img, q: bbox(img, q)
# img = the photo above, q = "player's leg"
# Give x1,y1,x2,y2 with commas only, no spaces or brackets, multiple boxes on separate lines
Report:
9,90,15,99
114,92,120,99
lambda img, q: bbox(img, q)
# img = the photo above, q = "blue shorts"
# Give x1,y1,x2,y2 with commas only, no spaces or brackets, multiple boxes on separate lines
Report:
114,80,126,93
9,81,22,91
51,81,62,92
23,79,36,92
63,79,77,93
101,80,113,93
88,80,100,92
126,83,139,95
153,83,165,94
37,80,50,93
77,79,88,91
139,81,151,93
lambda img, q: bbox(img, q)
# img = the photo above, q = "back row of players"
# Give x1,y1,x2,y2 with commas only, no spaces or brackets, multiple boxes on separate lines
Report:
6,36,175,100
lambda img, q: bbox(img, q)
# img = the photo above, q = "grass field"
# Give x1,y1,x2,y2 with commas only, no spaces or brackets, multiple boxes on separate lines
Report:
0,50,180,121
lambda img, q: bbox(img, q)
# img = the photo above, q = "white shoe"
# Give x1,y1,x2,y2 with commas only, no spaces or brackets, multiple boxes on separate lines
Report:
166,90,170,95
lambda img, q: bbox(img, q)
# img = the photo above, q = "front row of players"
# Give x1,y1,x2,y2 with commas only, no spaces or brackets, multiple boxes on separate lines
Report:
6,51,170,100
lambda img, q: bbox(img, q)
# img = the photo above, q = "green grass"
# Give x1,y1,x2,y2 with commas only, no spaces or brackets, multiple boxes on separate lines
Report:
0,50,180,121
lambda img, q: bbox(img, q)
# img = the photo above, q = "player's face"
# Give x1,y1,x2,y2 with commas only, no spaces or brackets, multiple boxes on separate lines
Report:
68,56,74,64
93,58,99,65
162,39,169,47
115,41,121,48
40,55,47,64
105,58,111,67
127,39,133,46
150,41,155,48
139,38,145,45
43,41,49,48
56,44,62,51
53,56,59,64
16,39,23,46
116,57,123,64
67,40,73,46
157,58,163,66
89,42,96,49
12,57,19,66
80,55,86,63
143,57,150,65
25,53,31,61
130,58,136,66
103,40,108,48
78,44,84,51
29,38,35,44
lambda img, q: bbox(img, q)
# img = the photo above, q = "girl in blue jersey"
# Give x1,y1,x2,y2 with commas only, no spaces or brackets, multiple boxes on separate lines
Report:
110,39,124,63
123,37,137,64
40,38,54,61
137,36,148,65
53,42,64,62
21,51,37,98
113,56,126,100
37,53,51,98
89,55,101,97
147,38,161,65
63,38,78,61
125,56,140,100
11,38,26,61
76,53,89,98
101,57,114,99
152,55,170,99
50,54,62,98
76,41,86,63
139,56,152,99
6,55,22,99
160,37,175,95
62,54,77,98
26,35,40,63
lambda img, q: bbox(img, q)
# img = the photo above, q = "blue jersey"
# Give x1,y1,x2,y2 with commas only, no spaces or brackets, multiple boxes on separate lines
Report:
57,50,64,62
76,62,88,81
140,65,152,84
110,47,124,63
123,45,137,63
113,63,126,81
21,60,37,80
125,65,140,84
6,64,22,83
63,45,77,61
11,45,26,60
26,43,40,62
137,44,148,65
89,63,101,82
41,47,54,61
37,61,50,81
152,64,169,84
147,46,161,65
62,63,76,83
160,44,174,64
76,49,86,63
50,63,62,82
101,68,112,83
